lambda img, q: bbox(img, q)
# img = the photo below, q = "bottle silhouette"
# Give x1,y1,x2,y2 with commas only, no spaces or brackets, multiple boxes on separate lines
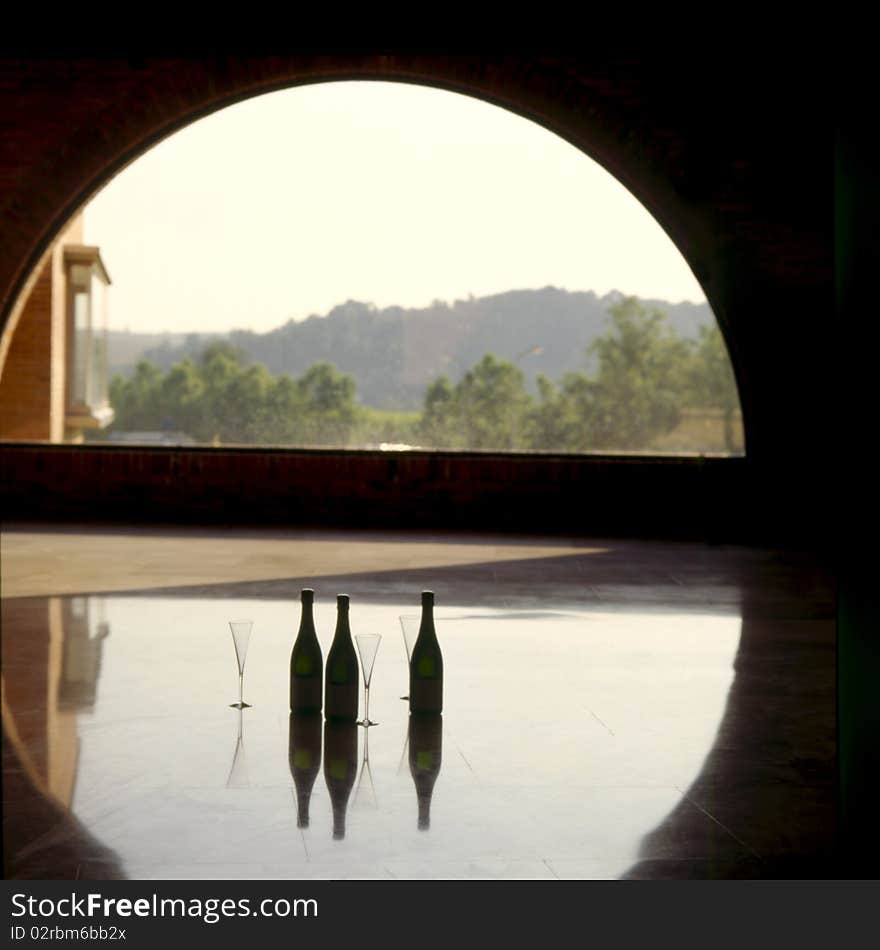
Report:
323,719,358,840
288,712,322,828
290,588,323,715
409,590,443,714
324,594,359,722
408,713,443,830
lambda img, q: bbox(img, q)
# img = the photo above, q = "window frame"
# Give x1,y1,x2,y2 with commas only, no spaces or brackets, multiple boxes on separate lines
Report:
63,245,114,433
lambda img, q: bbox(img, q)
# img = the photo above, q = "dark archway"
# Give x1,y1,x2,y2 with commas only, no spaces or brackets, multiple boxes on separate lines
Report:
0,52,832,543
1,61,740,398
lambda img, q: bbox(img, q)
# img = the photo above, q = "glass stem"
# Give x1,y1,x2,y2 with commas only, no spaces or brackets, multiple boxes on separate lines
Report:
239,671,244,706
397,734,409,774
364,685,370,724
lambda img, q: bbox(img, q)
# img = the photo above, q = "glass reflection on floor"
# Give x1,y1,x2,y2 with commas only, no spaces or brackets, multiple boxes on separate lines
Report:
2,593,744,879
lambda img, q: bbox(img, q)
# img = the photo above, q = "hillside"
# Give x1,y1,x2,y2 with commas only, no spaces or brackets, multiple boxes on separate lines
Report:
109,288,713,410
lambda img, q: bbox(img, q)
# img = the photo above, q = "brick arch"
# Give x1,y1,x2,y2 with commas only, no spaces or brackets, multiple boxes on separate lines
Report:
0,58,735,403
0,52,831,541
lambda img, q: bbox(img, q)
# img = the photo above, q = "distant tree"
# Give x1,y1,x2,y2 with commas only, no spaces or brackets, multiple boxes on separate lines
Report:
198,341,248,382
582,297,691,450
109,360,163,431
526,372,596,451
218,363,274,442
298,361,356,413
419,375,456,447
108,345,359,447
683,324,740,451
455,354,530,450
524,375,562,450
254,374,306,445
294,361,357,445
193,343,252,441
521,298,695,452
419,355,530,450
150,358,205,437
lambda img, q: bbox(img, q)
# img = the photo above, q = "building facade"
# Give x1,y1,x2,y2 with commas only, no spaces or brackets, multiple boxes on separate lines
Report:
0,213,113,442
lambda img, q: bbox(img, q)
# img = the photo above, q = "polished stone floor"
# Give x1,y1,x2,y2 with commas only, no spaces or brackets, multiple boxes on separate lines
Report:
1,524,836,879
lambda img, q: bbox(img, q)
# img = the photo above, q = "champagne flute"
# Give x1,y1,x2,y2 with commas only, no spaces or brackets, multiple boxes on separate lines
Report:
355,633,381,727
399,614,419,700
229,620,253,709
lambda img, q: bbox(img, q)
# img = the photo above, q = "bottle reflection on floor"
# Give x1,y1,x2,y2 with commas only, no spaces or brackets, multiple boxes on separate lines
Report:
323,719,358,840
408,713,443,831
288,713,322,829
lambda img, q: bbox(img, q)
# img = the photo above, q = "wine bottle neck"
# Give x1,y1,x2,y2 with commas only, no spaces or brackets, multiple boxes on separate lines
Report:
333,606,351,641
298,600,316,636
419,601,434,634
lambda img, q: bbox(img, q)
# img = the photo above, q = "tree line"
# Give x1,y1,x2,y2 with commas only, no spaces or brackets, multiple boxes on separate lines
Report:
105,297,740,453
127,288,713,411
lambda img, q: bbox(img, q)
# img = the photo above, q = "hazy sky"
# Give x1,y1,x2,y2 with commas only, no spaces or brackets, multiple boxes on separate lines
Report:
84,81,707,335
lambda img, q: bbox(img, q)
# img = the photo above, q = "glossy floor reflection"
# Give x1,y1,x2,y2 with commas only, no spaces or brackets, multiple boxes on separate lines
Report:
1,528,836,879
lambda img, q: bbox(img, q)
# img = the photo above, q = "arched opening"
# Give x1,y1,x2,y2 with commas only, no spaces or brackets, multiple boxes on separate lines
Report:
0,53,832,544
0,53,839,884
0,79,744,458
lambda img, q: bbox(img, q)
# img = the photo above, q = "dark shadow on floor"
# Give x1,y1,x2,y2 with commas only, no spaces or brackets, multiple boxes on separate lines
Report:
623,585,836,879
22,542,835,621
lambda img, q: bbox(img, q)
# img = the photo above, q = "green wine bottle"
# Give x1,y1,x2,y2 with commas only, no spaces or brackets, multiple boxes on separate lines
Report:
290,588,323,715
288,712,322,828
409,590,443,714
324,594,359,722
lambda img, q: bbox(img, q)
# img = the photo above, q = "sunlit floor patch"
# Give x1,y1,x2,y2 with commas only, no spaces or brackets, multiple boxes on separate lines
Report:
3,593,745,879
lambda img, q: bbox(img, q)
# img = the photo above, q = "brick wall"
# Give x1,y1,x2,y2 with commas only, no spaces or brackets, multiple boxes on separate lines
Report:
0,259,54,439
0,442,777,542
0,216,82,441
